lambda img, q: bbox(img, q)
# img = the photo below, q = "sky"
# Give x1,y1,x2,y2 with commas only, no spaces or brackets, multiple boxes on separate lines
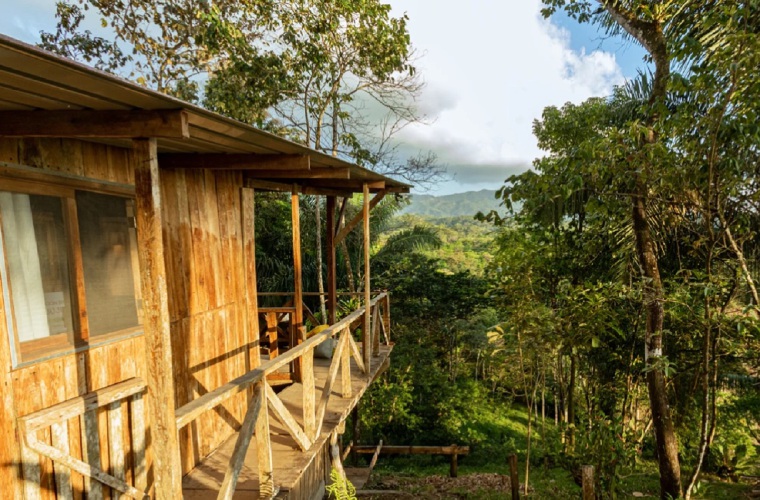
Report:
0,1,648,195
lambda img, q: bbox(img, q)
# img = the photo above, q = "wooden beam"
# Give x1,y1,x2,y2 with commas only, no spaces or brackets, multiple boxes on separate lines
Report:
0,110,189,138
255,383,275,499
292,187,304,382
174,294,386,428
334,191,386,246
247,167,350,179
159,153,309,171
246,179,293,192
363,183,371,372
341,329,352,398
306,179,385,192
217,382,264,499
242,188,261,370
132,138,183,498
244,178,352,197
264,383,311,451
368,440,383,475
0,263,21,499
302,186,353,198
314,333,347,438
352,445,470,455
19,379,145,432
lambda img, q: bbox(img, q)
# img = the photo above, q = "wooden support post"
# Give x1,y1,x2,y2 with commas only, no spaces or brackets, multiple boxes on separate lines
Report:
582,465,594,500
265,313,279,359
256,383,275,499
292,187,304,381
351,403,360,466
132,138,182,498
449,445,458,478
326,196,337,324
362,183,371,372
509,454,519,500
0,272,22,499
302,347,316,442
341,329,352,398
383,294,391,344
372,301,380,357
242,188,261,370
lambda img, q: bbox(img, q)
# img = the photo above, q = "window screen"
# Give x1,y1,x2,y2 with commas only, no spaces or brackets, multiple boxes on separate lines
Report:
76,191,142,336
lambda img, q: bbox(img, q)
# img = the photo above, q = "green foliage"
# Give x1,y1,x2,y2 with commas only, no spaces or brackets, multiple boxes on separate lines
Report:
325,468,357,500
381,214,496,275
39,0,437,182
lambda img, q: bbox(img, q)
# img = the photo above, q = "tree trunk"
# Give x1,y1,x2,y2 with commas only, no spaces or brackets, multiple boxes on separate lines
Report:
315,197,327,320
567,354,576,452
632,191,683,499
601,4,683,496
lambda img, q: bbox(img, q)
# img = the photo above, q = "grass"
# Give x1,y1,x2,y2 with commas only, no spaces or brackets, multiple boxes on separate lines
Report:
365,400,757,499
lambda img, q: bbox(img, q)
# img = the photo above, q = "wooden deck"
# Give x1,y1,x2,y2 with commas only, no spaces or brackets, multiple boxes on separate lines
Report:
183,345,392,499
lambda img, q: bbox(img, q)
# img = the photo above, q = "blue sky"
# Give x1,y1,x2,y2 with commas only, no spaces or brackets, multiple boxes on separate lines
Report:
0,1,650,195
385,1,649,194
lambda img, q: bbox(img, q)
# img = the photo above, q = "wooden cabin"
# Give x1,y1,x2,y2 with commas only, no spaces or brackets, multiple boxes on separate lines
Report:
0,35,409,499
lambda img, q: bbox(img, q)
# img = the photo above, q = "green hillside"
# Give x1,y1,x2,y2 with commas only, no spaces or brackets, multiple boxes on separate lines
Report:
400,189,505,218
382,214,497,276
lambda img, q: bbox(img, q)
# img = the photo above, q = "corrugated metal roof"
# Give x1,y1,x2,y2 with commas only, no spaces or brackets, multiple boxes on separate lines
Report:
0,34,410,193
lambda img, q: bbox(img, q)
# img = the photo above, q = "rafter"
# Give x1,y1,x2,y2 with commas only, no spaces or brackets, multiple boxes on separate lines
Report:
305,179,386,192
159,153,310,170
0,110,189,138
247,167,350,179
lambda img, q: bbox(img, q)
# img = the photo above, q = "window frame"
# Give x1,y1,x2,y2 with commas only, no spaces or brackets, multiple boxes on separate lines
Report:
0,171,143,367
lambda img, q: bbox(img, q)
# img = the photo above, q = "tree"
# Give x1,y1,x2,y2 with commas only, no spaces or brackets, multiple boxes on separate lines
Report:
539,2,686,496
41,0,287,107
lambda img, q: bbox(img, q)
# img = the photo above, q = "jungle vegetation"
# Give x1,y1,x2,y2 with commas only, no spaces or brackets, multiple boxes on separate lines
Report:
37,1,760,498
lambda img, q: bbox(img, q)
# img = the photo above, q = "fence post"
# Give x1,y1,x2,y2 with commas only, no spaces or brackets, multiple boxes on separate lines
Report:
582,465,594,500
449,445,458,478
508,454,520,500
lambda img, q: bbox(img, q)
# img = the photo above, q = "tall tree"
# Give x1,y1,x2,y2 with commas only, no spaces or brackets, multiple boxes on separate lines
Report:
541,2,684,496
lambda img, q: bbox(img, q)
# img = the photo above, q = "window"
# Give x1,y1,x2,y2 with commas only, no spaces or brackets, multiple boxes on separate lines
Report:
0,180,142,364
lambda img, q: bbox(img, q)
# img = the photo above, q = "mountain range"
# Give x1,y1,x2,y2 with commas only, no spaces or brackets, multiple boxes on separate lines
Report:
399,189,505,218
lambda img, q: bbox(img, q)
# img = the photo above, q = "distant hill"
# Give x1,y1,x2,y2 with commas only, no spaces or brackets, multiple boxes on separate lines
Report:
400,189,505,218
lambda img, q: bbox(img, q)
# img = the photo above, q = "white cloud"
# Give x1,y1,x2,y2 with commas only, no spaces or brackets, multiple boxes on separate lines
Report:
0,0,626,195
390,0,626,194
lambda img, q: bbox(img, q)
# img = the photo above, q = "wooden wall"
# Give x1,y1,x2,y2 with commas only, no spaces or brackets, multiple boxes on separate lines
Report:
160,167,252,474
0,139,257,496
0,138,145,499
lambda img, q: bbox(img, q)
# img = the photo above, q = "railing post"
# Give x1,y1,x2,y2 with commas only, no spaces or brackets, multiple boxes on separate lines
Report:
372,301,380,357
341,328,352,398
302,347,316,441
256,383,274,499
383,294,391,344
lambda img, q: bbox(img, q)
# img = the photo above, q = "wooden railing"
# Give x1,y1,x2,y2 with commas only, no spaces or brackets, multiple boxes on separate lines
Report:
18,378,148,499
175,292,391,499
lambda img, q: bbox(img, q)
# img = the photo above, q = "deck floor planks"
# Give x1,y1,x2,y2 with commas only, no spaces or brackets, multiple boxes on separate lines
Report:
182,345,392,498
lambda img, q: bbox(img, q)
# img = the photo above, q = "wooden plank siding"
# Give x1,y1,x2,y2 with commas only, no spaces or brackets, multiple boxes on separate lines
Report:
0,138,260,496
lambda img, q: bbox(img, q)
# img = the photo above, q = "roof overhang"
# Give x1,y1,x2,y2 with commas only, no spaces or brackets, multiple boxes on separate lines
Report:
0,35,411,194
